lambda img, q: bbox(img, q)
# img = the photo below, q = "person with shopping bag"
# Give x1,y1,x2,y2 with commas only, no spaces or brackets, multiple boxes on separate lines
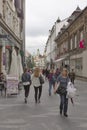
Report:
54,68,69,117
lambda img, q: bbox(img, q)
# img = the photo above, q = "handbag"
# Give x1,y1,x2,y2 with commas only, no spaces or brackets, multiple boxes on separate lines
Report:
56,85,67,95
39,75,45,85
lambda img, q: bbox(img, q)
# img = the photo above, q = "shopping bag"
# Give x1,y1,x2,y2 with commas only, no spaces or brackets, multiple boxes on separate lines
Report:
67,82,77,98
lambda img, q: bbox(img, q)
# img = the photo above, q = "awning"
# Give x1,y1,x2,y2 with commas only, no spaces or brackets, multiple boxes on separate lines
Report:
54,56,69,63
0,39,13,47
54,54,69,63
0,36,20,48
54,58,65,63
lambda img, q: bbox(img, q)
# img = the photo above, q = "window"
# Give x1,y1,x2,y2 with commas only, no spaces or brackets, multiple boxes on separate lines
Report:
61,44,64,53
70,38,73,50
63,43,65,49
66,41,68,51
63,41,68,52
74,34,77,48
60,45,62,54
57,48,60,56
80,30,84,41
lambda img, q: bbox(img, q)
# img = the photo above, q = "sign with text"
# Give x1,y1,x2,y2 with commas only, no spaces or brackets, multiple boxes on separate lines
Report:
6,76,19,95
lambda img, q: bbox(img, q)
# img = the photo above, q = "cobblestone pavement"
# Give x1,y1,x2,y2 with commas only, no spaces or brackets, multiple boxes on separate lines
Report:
0,80,87,130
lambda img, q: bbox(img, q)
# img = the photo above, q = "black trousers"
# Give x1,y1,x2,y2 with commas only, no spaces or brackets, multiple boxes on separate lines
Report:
71,78,75,84
24,85,30,98
34,86,42,102
60,94,68,114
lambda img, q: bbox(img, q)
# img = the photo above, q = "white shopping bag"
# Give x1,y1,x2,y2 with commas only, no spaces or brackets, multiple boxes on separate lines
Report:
67,82,77,98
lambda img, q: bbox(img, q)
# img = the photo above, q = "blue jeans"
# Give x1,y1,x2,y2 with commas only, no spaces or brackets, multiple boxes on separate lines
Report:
49,82,55,95
60,94,68,114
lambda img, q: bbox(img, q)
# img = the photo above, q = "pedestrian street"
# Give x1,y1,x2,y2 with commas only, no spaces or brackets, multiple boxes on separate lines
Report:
0,80,87,130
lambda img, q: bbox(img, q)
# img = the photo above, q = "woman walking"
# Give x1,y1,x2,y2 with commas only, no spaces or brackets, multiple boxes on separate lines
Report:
48,69,56,96
55,68,69,117
22,68,31,104
32,68,44,104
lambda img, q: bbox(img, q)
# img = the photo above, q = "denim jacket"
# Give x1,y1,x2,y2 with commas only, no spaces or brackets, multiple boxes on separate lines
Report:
22,72,31,84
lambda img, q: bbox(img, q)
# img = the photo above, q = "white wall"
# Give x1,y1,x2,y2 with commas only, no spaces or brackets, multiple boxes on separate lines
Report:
46,19,68,64
46,23,56,63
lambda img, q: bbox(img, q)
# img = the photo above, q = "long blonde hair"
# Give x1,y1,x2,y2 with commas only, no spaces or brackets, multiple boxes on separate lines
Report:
62,68,68,77
34,68,40,77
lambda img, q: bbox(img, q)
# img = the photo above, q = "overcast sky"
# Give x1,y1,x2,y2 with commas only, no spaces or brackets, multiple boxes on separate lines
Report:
25,0,87,55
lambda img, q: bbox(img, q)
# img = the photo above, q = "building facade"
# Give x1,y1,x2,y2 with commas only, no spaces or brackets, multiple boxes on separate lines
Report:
0,0,25,74
45,6,87,78
45,18,68,69
55,7,87,78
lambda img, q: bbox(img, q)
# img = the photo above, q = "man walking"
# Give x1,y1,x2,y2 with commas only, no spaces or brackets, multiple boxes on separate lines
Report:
69,69,75,84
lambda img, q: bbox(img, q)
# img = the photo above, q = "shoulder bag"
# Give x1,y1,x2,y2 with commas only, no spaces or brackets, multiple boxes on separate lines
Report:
39,75,45,85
